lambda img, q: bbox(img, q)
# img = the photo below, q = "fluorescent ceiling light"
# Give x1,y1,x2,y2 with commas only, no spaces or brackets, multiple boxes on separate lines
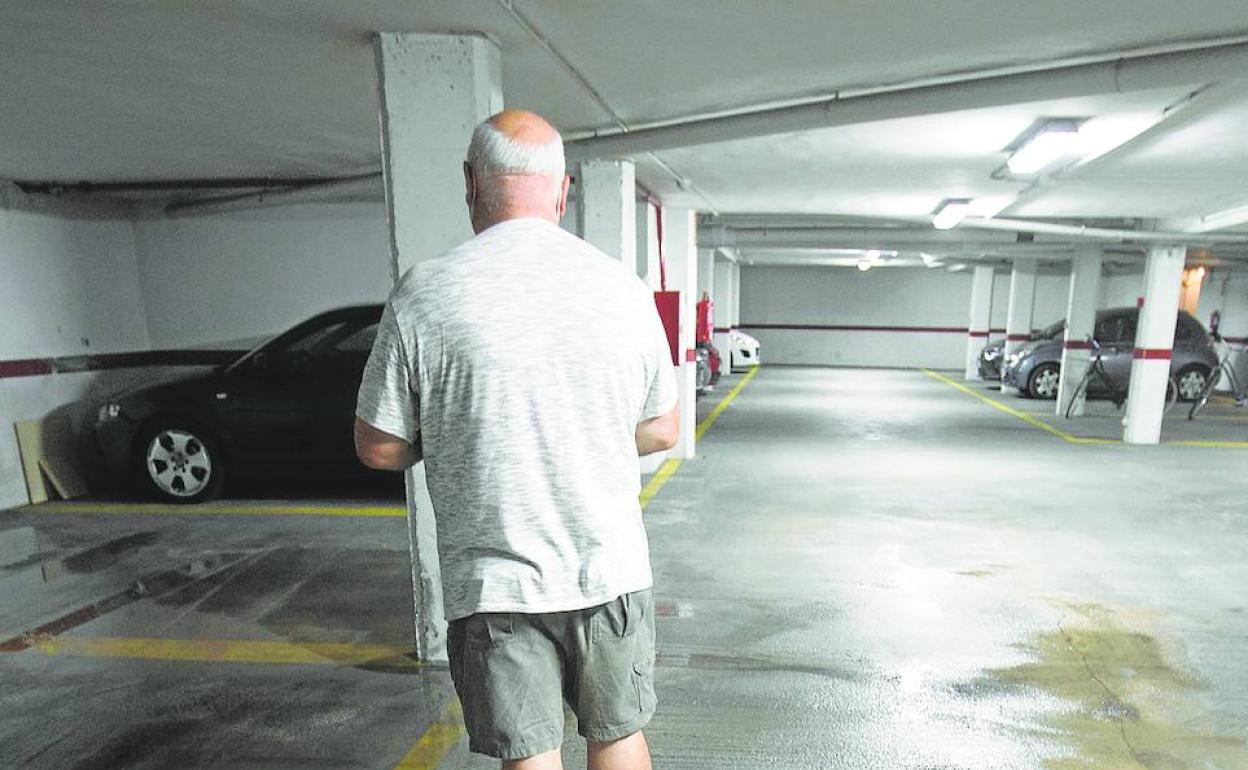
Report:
1007,121,1082,174
1194,202,1248,232
864,249,882,261
932,199,973,230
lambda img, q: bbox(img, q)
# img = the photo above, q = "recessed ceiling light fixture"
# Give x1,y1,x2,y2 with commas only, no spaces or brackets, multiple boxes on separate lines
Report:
932,199,974,230
1193,201,1248,232
856,260,873,272
931,196,1015,230
1005,118,1084,175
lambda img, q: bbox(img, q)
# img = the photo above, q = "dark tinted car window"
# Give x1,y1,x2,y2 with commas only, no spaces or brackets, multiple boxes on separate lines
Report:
287,322,350,353
1120,313,1138,343
1176,314,1205,341
1094,315,1124,342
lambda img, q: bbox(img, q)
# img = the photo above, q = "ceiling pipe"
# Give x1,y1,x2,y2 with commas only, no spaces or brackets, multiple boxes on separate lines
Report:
15,177,362,195
567,36,1248,159
953,216,1248,244
162,173,382,216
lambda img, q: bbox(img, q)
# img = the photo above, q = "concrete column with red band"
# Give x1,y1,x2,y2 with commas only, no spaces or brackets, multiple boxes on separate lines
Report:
1003,258,1038,363
663,207,699,460
965,264,995,380
1123,245,1186,444
712,257,735,368
1057,245,1103,417
577,160,637,265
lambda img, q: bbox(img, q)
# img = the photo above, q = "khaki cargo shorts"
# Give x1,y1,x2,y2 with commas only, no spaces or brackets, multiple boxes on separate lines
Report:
446,589,657,760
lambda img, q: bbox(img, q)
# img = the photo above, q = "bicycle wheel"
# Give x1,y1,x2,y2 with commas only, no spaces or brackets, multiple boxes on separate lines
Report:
1063,372,1091,419
1163,376,1179,415
1188,366,1222,420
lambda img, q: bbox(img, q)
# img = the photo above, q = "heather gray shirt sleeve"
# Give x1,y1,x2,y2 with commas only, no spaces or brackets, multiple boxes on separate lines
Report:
639,301,679,422
356,302,419,443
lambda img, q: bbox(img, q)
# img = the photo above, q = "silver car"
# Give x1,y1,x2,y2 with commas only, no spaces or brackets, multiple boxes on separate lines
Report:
1000,307,1218,401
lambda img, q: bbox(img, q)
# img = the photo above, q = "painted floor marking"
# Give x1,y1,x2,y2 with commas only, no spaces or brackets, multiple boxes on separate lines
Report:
21,501,407,517
922,368,1116,445
922,368,1248,447
27,636,417,665
392,700,465,770
639,366,761,511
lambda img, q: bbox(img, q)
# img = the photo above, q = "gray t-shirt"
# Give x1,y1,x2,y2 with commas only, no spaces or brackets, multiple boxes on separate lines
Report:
356,217,678,621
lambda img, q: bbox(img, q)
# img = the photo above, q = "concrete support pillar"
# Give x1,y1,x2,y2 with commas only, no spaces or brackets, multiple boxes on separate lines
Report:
1057,245,1103,417
1003,258,1038,359
730,262,741,328
577,160,636,264
635,199,661,288
965,265,995,380
713,257,735,364
697,248,716,303
663,208,698,459
1123,245,1187,444
375,32,503,662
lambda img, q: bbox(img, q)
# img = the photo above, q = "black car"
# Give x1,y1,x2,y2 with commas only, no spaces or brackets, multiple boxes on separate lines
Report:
93,305,388,502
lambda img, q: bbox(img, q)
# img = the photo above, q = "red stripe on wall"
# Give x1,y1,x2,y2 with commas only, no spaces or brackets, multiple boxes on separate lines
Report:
742,323,978,334
967,330,990,338
713,326,734,333
1006,333,1030,341
0,349,247,380
1064,339,1093,350
1133,348,1172,360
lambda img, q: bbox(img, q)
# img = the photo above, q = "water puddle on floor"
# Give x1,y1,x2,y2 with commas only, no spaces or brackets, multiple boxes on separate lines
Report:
984,602,1248,769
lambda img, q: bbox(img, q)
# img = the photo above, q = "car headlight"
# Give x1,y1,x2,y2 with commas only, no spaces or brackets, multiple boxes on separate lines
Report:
96,402,123,423
983,348,1001,361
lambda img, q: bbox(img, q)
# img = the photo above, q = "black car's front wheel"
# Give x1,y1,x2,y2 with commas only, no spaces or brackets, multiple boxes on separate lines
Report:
1027,363,1061,400
135,421,225,503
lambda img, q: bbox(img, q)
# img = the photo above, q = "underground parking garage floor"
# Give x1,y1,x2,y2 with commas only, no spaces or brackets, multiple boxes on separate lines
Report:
3,366,1248,769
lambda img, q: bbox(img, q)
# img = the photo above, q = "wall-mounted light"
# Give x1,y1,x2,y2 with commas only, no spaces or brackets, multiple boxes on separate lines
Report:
932,199,973,230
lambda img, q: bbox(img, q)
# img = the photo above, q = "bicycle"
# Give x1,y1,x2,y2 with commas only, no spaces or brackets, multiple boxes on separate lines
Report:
1188,331,1248,419
1063,337,1178,419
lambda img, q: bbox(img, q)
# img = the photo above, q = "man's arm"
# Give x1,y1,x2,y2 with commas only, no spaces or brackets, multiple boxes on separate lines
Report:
636,404,679,456
354,417,422,470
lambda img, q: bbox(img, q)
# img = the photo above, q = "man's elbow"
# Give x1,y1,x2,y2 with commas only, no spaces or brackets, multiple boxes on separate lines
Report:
356,445,401,471
353,418,416,470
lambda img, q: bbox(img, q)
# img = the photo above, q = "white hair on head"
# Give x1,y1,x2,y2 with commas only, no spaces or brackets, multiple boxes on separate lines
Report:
466,120,565,183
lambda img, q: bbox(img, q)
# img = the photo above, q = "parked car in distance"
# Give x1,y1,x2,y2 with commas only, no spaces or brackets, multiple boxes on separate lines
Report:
729,329,761,371
92,305,392,503
978,319,1065,381
1000,307,1217,401
695,341,723,395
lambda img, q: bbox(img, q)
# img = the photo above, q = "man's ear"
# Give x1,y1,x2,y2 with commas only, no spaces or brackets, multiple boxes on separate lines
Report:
556,174,571,219
463,162,476,210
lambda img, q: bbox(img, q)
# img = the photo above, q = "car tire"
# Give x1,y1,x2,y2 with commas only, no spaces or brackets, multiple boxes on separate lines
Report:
1174,365,1210,403
133,419,226,503
1027,363,1061,400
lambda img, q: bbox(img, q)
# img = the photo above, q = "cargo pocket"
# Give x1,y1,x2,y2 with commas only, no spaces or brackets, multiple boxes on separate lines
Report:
633,657,656,714
465,613,515,648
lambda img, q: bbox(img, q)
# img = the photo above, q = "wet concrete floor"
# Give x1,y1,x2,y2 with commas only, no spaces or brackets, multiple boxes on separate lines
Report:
3,366,1247,768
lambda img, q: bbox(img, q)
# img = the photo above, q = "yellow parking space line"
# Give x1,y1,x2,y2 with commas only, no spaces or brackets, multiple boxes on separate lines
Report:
22,502,407,517
639,459,682,509
639,366,761,511
921,369,1119,446
696,365,760,441
26,636,417,665
392,700,465,770
1167,439,1248,448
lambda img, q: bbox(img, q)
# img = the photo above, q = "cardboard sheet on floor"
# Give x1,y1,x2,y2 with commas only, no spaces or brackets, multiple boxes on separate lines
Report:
13,416,88,503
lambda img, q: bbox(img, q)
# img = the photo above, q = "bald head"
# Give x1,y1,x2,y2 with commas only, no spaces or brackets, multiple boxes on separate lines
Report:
464,109,569,233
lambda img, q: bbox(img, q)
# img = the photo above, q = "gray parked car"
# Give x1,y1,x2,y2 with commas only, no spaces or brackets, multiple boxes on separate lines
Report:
978,319,1065,381
1001,307,1217,401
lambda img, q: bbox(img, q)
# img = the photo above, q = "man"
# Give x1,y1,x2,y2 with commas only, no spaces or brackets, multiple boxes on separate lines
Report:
354,109,678,770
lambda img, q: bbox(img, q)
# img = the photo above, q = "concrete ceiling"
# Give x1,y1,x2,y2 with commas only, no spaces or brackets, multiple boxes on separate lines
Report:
5,0,1248,254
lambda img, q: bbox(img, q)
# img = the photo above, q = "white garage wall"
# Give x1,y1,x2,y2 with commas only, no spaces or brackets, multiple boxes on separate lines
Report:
131,202,393,348
1100,271,1143,309
739,264,1069,368
0,199,151,508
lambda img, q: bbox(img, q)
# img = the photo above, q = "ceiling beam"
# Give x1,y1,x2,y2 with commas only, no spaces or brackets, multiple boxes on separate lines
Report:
567,37,1248,160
